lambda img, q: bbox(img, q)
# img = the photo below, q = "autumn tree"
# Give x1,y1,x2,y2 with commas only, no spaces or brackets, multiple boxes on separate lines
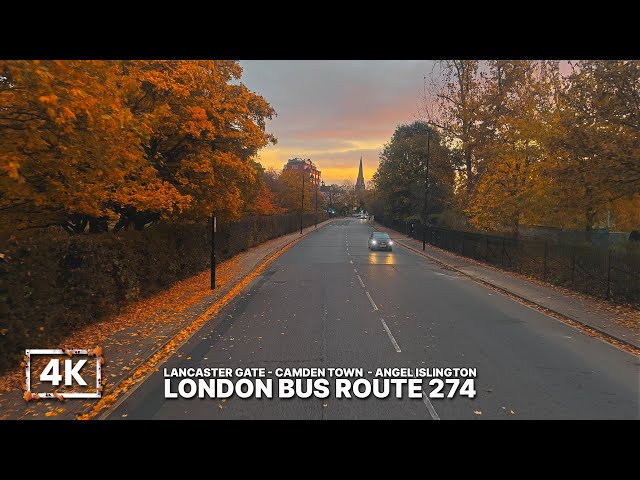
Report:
543,60,640,233
0,60,181,233
0,60,276,234
330,180,359,215
466,61,561,234
273,169,318,214
243,163,285,216
314,182,351,216
116,60,276,228
420,60,483,196
375,60,638,237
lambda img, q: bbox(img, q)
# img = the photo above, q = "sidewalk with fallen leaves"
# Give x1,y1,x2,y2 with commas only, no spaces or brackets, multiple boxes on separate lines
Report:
374,223,640,351
0,220,333,420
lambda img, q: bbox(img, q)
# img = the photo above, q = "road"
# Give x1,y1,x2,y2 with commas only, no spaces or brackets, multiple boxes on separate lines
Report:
110,219,639,419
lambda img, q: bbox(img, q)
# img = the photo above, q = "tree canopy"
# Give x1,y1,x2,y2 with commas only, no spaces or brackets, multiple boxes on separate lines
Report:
375,60,639,235
0,60,276,234
371,121,454,222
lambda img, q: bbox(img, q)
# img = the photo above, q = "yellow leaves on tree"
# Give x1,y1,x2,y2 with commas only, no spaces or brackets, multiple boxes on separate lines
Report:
542,61,640,232
462,61,558,233
245,183,286,217
117,60,276,227
1,60,148,232
274,169,320,214
468,61,640,234
409,60,639,234
0,60,276,234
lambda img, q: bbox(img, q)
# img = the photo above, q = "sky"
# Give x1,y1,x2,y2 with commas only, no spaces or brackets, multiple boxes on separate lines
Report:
239,61,436,186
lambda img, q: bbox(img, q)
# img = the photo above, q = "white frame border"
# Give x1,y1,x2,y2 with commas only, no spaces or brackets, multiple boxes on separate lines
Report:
25,349,101,399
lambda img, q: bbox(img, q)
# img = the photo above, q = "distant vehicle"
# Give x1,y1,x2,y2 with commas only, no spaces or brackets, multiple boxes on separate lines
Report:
351,213,360,218
359,213,367,219
368,232,393,251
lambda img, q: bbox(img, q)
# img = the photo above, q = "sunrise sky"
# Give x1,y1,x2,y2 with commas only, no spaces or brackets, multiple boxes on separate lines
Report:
240,61,436,186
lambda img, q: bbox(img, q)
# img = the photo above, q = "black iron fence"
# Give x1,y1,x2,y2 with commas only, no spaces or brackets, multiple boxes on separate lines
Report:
0,211,328,373
211,212,327,258
380,218,640,306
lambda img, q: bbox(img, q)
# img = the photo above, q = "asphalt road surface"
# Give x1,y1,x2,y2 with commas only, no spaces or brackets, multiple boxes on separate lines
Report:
110,219,639,419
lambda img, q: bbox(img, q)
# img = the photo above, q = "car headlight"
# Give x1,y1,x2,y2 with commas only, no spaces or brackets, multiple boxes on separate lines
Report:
371,240,377,245
388,241,393,245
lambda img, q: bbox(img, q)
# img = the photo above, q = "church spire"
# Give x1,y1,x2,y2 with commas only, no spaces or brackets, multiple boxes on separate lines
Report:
355,154,365,196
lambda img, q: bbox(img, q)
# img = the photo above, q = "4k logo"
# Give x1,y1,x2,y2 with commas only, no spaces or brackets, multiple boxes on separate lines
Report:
41,358,88,386
24,348,104,401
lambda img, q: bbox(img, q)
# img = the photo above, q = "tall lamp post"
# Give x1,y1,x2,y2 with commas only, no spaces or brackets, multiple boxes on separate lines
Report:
300,165,306,234
315,175,319,228
210,210,216,289
422,127,431,251
329,185,333,212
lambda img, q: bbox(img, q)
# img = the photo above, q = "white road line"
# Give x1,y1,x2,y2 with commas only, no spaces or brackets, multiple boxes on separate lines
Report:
365,291,378,311
380,318,401,353
353,268,357,273
422,391,441,420
350,260,353,264
356,275,365,288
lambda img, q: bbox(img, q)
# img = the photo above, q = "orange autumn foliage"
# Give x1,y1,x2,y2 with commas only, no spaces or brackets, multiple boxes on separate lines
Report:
245,183,286,216
0,60,276,234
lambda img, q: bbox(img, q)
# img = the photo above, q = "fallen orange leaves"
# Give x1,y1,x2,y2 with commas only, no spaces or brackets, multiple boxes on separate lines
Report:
77,236,301,420
0,260,239,393
91,346,104,357
44,407,65,417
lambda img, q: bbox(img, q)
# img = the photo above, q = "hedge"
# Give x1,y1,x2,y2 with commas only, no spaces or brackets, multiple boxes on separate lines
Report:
0,213,324,373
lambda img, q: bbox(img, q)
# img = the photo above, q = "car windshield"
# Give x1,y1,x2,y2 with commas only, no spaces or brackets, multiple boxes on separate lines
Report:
373,233,390,240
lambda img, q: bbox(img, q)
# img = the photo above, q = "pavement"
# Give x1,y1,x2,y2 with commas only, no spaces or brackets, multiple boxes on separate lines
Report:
107,218,640,419
372,222,640,349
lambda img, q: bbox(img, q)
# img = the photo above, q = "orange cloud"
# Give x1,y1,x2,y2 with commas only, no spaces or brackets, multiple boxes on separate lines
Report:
242,60,436,185
258,145,380,185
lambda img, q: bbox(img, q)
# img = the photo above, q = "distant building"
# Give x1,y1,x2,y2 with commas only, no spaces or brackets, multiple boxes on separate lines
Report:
320,181,342,200
355,155,365,201
283,158,321,185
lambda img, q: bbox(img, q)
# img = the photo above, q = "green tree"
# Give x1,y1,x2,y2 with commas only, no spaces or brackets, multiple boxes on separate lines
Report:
372,122,454,222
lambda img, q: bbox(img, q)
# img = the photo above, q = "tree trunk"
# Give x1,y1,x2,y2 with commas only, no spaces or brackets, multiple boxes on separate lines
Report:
465,147,473,195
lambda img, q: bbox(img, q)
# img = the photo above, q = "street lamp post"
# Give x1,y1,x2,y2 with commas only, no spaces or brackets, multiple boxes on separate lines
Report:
210,210,216,289
315,176,318,228
422,128,431,251
300,166,306,234
329,186,333,211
